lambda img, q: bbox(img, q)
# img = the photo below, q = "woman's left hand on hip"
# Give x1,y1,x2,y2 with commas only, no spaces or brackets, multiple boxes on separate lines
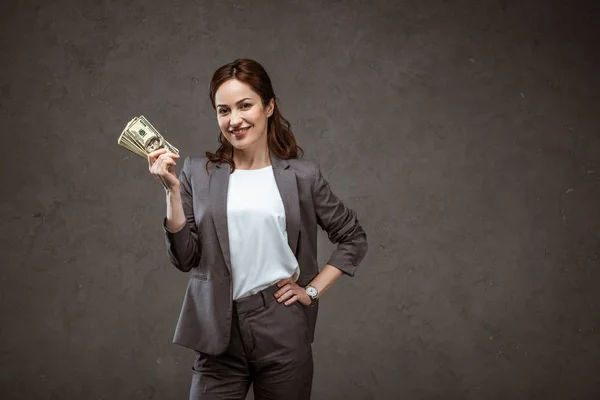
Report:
274,277,311,306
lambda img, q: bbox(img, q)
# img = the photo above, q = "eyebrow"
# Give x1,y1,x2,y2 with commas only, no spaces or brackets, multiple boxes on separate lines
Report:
216,98,252,108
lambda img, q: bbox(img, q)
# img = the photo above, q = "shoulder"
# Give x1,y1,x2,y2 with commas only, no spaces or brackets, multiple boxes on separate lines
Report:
178,155,217,177
286,158,319,180
185,155,208,165
184,155,214,169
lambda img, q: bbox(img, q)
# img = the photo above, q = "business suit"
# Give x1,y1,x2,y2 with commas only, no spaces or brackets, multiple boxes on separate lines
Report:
163,151,368,397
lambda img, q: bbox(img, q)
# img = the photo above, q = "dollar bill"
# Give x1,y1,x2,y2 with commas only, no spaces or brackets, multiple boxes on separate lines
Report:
117,116,179,159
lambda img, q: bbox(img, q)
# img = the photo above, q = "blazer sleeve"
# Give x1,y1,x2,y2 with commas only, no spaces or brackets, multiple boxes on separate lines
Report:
312,163,368,276
162,156,201,272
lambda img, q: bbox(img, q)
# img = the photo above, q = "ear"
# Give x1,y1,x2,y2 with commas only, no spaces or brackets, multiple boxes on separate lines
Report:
266,98,275,117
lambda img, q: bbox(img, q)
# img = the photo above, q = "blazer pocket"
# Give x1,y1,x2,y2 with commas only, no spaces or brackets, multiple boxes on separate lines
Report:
189,273,208,281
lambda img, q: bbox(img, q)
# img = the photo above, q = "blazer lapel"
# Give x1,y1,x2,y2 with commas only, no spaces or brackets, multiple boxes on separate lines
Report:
210,163,233,274
271,153,300,256
209,153,302,275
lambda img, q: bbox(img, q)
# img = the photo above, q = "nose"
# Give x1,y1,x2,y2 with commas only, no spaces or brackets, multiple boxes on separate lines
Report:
229,110,243,127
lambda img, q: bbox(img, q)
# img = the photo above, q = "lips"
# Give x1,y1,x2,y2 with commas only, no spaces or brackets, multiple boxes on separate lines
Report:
230,127,250,137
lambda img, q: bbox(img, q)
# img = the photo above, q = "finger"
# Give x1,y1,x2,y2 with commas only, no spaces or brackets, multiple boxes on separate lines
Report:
166,159,178,172
158,158,173,171
283,294,298,306
149,154,168,171
157,155,174,168
149,148,167,158
148,149,167,167
159,152,178,161
153,161,167,177
274,284,291,298
151,158,165,173
277,290,296,304
276,278,293,288
158,152,180,165
153,159,171,176
159,156,177,167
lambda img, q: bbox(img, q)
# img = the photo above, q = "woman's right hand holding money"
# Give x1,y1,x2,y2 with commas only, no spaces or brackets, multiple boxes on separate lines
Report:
148,149,180,192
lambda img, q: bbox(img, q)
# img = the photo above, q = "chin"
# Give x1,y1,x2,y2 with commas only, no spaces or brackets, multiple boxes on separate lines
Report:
228,139,250,150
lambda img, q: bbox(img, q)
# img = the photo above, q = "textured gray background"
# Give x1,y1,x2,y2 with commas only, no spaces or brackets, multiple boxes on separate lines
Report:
1,0,599,399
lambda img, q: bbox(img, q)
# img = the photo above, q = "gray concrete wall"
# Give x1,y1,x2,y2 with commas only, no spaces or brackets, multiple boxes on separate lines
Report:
1,0,599,398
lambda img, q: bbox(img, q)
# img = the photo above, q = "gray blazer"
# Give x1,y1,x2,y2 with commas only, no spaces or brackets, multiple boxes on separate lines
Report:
163,152,368,355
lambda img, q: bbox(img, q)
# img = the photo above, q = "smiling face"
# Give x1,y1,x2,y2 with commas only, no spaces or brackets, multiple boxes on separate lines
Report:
215,78,274,153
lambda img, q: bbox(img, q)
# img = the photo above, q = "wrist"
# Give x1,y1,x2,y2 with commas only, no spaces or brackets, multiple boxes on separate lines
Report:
165,183,181,196
305,284,319,305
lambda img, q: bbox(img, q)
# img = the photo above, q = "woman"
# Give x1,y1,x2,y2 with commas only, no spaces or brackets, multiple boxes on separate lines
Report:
148,59,368,400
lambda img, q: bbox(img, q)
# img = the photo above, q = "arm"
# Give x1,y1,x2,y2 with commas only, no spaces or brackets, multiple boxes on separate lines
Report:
162,157,201,272
276,163,368,306
307,163,368,296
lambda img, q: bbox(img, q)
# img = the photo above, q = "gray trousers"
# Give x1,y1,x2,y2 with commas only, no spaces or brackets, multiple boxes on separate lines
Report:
189,283,314,399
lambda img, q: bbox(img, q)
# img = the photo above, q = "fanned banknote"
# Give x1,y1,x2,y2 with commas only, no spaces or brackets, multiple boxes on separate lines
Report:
117,116,179,159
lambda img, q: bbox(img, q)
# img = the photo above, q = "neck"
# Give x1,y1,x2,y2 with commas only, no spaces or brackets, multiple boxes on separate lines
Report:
233,144,271,170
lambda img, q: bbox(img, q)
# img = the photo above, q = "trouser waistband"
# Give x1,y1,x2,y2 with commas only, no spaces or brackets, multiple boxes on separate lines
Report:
233,283,279,315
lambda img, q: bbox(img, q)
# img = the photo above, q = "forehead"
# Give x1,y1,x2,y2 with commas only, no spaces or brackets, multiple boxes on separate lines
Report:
215,79,260,105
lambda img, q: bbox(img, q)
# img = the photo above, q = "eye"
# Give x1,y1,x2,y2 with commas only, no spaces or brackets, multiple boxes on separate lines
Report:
218,108,228,115
241,103,251,109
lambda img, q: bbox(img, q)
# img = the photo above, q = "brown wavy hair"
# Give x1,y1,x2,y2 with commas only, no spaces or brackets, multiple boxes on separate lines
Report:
204,59,303,173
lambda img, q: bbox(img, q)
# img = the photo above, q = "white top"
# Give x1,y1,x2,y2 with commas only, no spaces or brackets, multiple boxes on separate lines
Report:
226,165,300,300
